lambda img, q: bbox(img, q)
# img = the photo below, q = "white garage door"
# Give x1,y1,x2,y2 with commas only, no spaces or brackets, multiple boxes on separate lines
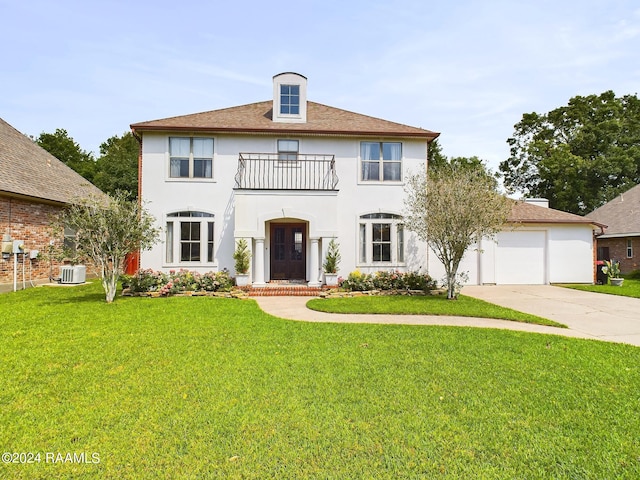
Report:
495,231,546,284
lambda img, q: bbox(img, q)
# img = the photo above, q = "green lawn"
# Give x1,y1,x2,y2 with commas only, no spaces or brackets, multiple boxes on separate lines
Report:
307,294,565,327
559,278,640,298
1,282,639,479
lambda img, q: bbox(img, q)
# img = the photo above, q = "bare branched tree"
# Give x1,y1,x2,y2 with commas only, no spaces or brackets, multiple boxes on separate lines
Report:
404,167,512,299
58,193,159,303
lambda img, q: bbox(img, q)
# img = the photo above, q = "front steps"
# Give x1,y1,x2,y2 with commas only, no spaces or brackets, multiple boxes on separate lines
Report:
240,283,329,296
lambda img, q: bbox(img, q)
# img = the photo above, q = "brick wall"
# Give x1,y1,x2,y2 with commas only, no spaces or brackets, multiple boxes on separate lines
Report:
596,237,640,274
0,196,66,284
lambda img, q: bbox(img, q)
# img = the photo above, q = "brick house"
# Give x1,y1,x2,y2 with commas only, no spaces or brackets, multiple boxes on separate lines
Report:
586,183,640,274
0,118,104,289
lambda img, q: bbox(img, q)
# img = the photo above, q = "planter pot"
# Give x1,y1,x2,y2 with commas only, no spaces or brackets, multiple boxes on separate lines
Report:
610,278,624,287
324,273,339,287
235,274,250,287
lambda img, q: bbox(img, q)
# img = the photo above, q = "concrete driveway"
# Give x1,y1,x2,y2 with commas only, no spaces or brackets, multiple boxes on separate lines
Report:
462,285,640,347
254,285,640,347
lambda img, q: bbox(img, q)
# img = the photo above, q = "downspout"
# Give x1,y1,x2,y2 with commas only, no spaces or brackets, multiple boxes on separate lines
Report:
131,128,143,273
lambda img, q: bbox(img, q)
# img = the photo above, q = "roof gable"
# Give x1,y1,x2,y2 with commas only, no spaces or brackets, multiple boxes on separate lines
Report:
585,184,640,235
131,101,439,140
0,118,104,204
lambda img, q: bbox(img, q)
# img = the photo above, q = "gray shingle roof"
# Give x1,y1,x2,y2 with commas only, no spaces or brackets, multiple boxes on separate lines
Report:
585,184,640,236
0,118,104,204
131,101,439,139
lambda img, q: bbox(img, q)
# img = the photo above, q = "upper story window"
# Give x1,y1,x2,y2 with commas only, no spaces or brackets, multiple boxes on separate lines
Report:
280,85,300,115
169,137,213,179
361,142,402,182
278,139,299,161
165,211,215,264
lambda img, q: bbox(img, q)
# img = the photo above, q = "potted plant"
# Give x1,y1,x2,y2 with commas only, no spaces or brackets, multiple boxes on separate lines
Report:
602,259,624,286
322,239,341,286
233,238,251,286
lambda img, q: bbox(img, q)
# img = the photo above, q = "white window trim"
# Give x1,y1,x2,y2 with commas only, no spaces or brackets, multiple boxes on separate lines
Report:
627,239,633,258
166,136,216,182
358,141,404,185
163,211,216,267
356,213,405,267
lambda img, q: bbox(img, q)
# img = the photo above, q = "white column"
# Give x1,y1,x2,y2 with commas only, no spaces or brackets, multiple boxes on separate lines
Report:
308,237,321,286
253,237,266,286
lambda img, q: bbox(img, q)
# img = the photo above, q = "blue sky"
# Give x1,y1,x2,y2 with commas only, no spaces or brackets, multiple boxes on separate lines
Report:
2,0,639,173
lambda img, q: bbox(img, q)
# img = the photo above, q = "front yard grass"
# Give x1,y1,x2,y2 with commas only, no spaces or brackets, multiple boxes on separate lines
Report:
559,278,640,298
1,281,639,479
307,294,564,327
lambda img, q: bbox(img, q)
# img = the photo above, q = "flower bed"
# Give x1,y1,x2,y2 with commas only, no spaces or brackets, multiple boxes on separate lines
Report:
122,269,235,296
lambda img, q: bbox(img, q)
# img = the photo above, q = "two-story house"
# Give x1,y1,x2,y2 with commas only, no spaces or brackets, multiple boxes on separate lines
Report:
131,72,439,286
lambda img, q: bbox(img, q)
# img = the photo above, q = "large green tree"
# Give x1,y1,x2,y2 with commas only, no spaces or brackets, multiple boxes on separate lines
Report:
499,91,640,214
93,132,139,199
36,128,96,182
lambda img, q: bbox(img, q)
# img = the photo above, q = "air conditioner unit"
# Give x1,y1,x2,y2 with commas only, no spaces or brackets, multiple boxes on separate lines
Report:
60,265,86,284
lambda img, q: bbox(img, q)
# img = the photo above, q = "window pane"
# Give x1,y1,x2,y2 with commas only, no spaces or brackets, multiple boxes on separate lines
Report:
193,138,213,157
373,224,390,242
290,85,299,95
361,142,380,160
381,244,391,261
359,224,366,263
397,224,404,262
166,222,173,263
362,161,379,181
170,158,189,178
278,140,299,153
170,137,190,156
383,162,401,181
382,142,401,160
207,222,214,262
193,159,212,178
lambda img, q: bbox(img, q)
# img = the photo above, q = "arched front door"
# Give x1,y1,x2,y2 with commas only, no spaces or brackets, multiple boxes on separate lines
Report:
270,223,306,280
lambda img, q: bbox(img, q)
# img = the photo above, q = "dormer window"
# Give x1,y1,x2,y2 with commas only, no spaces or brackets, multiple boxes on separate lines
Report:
273,72,307,123
280,85,300,115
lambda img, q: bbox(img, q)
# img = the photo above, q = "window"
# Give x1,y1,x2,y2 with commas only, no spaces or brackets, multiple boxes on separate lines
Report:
278,139,299,161
280,85,300,115
169,137,213,179
361,142,402,182
627,239,633,258
165,211,215,264
358,213,405,264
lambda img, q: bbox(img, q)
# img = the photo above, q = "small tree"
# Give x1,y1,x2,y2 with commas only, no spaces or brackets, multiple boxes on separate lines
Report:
323,239,341,273
233,238,251,274
58,193,159,303
404,167,513,299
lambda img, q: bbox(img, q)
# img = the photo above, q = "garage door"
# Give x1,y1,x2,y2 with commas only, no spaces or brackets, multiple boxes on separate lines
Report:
495,231,546,284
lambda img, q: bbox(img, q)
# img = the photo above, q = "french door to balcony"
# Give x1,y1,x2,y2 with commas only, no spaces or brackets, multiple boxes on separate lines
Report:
270,223,306,280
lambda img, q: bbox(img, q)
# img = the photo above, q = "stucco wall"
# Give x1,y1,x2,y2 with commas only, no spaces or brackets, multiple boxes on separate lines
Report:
139,133,429,279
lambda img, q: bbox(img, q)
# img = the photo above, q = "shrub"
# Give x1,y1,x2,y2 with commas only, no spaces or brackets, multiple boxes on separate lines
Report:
625,269,640,280
340,270,436,292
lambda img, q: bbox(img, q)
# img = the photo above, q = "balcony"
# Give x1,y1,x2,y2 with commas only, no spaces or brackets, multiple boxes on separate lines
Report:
234,153,338,190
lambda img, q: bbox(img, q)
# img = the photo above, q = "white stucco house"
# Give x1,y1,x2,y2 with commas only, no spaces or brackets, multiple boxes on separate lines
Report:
131,72,603,287
131,72,438,286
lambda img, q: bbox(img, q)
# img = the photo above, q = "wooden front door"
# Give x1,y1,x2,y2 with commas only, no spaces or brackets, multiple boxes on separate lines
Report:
270,223,306,280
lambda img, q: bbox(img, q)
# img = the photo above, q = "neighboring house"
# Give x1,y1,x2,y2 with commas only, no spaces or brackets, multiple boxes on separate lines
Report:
131,72,439,285
428,199,605,285
586,183,640,274
0,118,104,289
